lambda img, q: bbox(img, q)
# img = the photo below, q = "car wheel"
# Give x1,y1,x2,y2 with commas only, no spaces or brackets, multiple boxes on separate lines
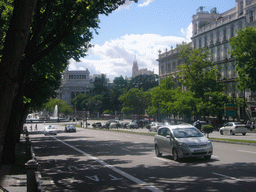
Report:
172,148,180,161
230,130,235,135
155,145,162,157
220,130,223,135
242,133,246,135
204,155,211,160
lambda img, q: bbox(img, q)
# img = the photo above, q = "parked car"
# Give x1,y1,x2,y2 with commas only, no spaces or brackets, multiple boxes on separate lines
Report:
127,122,138,129
219,122,247,135
92,122,102,128
154,125,213,161
150,122,163,132
44,125,57,135
110,122,118,128
193,121,208,132
121,122,129,128
101,122,109,129
65,124,76,132
132,120,144,128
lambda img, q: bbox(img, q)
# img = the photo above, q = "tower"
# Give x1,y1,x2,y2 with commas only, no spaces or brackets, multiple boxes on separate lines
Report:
132,56,138,77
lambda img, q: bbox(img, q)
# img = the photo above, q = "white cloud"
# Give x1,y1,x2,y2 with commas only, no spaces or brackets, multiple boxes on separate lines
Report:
181,23,192,41
117,0,134,10
138,0,154,7
68,24,192,80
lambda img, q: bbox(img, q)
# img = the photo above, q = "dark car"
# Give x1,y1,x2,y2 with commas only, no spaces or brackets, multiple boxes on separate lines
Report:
132,120,144,128
65,124,76,132
193,121,208,132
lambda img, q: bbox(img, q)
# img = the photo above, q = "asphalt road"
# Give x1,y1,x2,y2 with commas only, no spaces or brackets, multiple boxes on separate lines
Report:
27,123,256,192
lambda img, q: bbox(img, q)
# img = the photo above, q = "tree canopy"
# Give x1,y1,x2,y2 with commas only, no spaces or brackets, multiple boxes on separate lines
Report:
230,26,256,92
0,0,138,164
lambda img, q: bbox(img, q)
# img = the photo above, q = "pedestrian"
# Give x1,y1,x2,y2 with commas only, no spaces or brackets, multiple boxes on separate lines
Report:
35,124,37,130
251,121,254,131
195,120,202,131
30,125,32,131
23,126,28,136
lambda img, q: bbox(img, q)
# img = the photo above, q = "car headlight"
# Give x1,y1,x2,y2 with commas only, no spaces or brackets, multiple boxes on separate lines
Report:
207,141,212,147
179,143,188,148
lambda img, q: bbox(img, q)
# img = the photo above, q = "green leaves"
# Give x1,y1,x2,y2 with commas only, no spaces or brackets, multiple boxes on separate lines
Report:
230,26,256,91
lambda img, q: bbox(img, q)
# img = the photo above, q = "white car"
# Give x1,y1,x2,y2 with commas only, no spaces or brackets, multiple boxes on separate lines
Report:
219,122,247,135
150,122,163,132
44,125,57,135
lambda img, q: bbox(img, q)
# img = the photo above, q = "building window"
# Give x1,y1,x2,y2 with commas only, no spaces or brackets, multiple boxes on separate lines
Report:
239,1,244,15
199,39,201,48
161,65,164,75
204,36,208,47
223,28,227,41
194,40,197,48
238,22,243,31
210,34,213,45
230,26,234,38
224,46,227,59
216,31,220,43
217,47,220,61
249,10,254,22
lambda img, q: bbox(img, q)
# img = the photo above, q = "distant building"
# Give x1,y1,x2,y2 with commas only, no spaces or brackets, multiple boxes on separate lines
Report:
157,0,256,120
132,57,154,77
57,69,92,105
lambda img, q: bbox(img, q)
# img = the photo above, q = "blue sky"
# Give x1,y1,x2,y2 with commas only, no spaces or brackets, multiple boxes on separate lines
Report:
68,0,236,80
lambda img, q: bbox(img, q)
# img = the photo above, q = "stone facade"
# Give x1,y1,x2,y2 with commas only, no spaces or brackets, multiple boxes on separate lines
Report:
57,69,92,105
157,0,256,119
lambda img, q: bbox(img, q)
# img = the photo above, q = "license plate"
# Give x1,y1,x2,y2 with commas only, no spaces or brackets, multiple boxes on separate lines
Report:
194,149,205,153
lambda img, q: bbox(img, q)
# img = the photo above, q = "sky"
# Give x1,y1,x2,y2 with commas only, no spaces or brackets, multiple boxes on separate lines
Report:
68,0,236,80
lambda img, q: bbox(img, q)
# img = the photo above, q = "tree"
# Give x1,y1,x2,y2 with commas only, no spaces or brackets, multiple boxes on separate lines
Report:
72,94,89,111
129,74,159,91
178,43,223,98
113,75,128,89
91,75,108,95
230,26,256,92
119,88,151,116
0,0,138,163
178,42,225,118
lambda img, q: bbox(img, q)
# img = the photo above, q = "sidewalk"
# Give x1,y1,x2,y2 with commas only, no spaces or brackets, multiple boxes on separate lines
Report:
0,137,27,192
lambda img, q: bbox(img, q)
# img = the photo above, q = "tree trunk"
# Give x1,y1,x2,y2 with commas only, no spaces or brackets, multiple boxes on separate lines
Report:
1,85,25,164
0,0,37,163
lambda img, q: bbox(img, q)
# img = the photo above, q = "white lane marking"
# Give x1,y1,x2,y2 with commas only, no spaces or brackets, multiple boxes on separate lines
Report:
153,157,179,163
52,136,163,192
212,172,249,182
153,157,170,162
122,148,131,152
212,155,219,158
238,150,256,154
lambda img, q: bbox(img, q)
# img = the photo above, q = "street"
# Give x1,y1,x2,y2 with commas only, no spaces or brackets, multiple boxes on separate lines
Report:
27,123,256,192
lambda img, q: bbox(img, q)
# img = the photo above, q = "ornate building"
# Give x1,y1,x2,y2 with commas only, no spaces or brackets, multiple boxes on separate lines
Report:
157,0,256,119
132,57,154,77
57,69,92,105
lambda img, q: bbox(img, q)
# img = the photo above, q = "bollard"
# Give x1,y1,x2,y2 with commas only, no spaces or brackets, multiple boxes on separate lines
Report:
26,138,32,161
25,159,38,192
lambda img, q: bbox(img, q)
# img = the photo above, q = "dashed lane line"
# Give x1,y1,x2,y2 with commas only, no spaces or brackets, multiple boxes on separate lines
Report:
52,136,163,192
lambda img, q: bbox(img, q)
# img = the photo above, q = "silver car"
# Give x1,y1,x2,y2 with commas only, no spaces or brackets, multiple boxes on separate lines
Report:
154,125,213,161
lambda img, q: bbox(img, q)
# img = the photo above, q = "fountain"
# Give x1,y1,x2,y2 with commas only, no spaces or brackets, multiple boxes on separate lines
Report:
52,105,58,119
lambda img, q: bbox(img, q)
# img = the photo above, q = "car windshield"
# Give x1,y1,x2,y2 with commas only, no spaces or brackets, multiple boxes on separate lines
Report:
234,122,243,125
172,128,204,138
47,126,55,129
